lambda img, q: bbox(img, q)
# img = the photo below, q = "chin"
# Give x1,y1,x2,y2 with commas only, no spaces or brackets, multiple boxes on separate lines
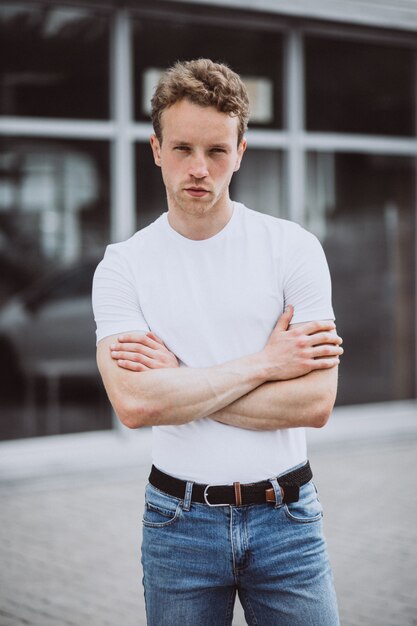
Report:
176,197,215,216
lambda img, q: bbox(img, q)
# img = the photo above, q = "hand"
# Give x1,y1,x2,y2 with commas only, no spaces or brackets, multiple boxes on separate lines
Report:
262,305,343,381
110,332,179,372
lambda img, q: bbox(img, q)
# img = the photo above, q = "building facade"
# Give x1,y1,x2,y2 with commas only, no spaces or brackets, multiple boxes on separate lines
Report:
0,0,416,439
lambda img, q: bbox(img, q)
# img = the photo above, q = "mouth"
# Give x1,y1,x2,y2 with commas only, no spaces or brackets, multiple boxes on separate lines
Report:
184,187,210,198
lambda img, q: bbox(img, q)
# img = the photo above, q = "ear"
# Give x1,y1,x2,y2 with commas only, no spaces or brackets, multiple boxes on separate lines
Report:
150,134,162,167
234,138,247,172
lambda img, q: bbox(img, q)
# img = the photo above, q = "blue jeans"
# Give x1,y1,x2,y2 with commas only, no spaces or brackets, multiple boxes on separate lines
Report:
141,478,339,625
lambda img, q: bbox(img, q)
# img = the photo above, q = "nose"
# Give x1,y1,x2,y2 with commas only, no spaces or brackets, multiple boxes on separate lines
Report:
189,153,209,179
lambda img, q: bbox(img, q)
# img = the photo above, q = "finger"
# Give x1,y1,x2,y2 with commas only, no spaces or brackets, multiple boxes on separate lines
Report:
111,349,157,363
146,332,165,346
294,319,337,336
117,360,149,372
117,332,148,344
309,332,343,346
312,344,344,358
112,335,166,352
275,305,294,331
142,335,166,350
127,333,165,351
111,345,156,359
111,338,151,351
309,357,340,370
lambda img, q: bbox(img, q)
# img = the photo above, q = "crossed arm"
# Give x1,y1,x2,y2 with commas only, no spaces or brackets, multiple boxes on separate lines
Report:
96,305,343,431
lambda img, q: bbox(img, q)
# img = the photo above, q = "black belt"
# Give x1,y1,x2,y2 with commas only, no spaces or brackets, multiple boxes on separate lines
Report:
148,461,312,507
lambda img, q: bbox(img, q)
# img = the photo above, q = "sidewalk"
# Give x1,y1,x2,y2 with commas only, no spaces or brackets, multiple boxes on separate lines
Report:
0,401,416,626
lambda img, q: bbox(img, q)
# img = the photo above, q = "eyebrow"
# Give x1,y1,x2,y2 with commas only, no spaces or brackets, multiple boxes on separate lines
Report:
209,143,230,150
168,140,231,149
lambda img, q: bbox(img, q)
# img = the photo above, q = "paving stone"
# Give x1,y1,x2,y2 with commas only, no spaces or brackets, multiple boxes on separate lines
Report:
1,436,416,625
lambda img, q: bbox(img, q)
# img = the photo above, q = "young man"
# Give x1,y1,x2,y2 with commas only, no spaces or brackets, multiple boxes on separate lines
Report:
93,59,343,625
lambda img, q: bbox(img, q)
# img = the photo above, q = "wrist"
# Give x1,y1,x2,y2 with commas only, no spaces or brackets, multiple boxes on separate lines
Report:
248,352,271,384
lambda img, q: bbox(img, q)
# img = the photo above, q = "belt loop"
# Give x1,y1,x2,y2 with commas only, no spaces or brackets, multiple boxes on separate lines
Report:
269,478,283,509
183,480,194,511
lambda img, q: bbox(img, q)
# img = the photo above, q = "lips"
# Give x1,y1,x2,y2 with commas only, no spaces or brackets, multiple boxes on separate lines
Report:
185,187,210,197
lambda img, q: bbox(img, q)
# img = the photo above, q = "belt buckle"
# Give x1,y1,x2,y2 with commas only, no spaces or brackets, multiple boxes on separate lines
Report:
203,484,229,507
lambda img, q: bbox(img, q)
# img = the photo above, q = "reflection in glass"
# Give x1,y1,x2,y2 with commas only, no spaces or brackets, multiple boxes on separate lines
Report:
0,4,110,118
306,152,416,404
305,36,416,136
0,138,111,440
133,17,283,129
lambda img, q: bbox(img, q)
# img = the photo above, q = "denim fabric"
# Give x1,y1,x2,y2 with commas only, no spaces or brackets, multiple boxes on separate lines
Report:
141,480,339,626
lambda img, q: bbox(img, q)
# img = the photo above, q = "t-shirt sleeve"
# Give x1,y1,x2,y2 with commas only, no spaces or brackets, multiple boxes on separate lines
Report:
92,243,150,344
282,226,335,325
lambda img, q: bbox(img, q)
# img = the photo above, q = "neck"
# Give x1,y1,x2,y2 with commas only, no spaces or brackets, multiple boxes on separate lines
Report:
167,198,234,241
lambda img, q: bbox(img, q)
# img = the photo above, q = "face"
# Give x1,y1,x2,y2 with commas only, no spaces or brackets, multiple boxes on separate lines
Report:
150,99,246,226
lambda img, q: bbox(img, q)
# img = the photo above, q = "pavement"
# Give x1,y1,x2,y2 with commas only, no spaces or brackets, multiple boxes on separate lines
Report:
0,400,416,626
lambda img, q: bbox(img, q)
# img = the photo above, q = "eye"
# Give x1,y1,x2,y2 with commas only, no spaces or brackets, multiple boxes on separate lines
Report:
174,145,190,152
210,147,227,154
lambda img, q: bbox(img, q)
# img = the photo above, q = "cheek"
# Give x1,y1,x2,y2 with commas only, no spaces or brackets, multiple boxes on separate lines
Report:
160,159,180,184
213,159,235,179
217,162,238,186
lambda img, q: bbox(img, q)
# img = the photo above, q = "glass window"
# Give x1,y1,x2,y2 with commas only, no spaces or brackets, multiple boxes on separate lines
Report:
133,17,283,129
305,36,416,136
231,149,286,218
306,152,416,405
0,4,110,119
135,142,168,230
0,138,111,440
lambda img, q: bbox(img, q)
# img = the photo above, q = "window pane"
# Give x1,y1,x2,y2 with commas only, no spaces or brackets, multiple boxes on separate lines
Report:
306,152,416,404
0,4,110,119
305,36,416,136
134,17,283,129
135,142,167,230
231,149,286,218
0,138,111,440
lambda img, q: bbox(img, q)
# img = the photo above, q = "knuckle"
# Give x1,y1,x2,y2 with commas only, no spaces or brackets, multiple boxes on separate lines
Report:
296,337,307,349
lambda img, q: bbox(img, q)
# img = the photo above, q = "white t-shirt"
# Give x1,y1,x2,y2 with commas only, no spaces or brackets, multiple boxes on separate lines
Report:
92,202,334,484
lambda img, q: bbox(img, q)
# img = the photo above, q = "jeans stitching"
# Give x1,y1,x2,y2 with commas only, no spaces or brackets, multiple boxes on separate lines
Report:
142,502,182,528
239,590,260,626
223,587,236,626
283,506,323,524
283,482,323,524
230,507,238,585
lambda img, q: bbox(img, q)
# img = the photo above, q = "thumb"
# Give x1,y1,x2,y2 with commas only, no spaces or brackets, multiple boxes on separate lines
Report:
275,304,294,331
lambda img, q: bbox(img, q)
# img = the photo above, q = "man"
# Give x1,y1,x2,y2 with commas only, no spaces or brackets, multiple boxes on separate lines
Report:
93,59,343,625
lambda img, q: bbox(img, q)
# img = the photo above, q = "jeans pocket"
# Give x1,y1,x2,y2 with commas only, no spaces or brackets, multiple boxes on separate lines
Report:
142,484,183,528
284,482,323,524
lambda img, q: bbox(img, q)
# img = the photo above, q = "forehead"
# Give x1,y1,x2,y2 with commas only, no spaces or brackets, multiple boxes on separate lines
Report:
160,99,239,143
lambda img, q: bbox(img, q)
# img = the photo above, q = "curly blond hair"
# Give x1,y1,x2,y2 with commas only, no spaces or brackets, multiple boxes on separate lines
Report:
151,59,250,145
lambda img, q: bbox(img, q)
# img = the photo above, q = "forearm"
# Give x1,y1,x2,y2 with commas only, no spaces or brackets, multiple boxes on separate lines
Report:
101,314,342,429
211,367,339,431
98,337,268,428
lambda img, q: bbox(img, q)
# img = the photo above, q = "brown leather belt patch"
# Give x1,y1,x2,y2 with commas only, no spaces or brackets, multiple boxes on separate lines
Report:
233,482,242,506
265,486,284,503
